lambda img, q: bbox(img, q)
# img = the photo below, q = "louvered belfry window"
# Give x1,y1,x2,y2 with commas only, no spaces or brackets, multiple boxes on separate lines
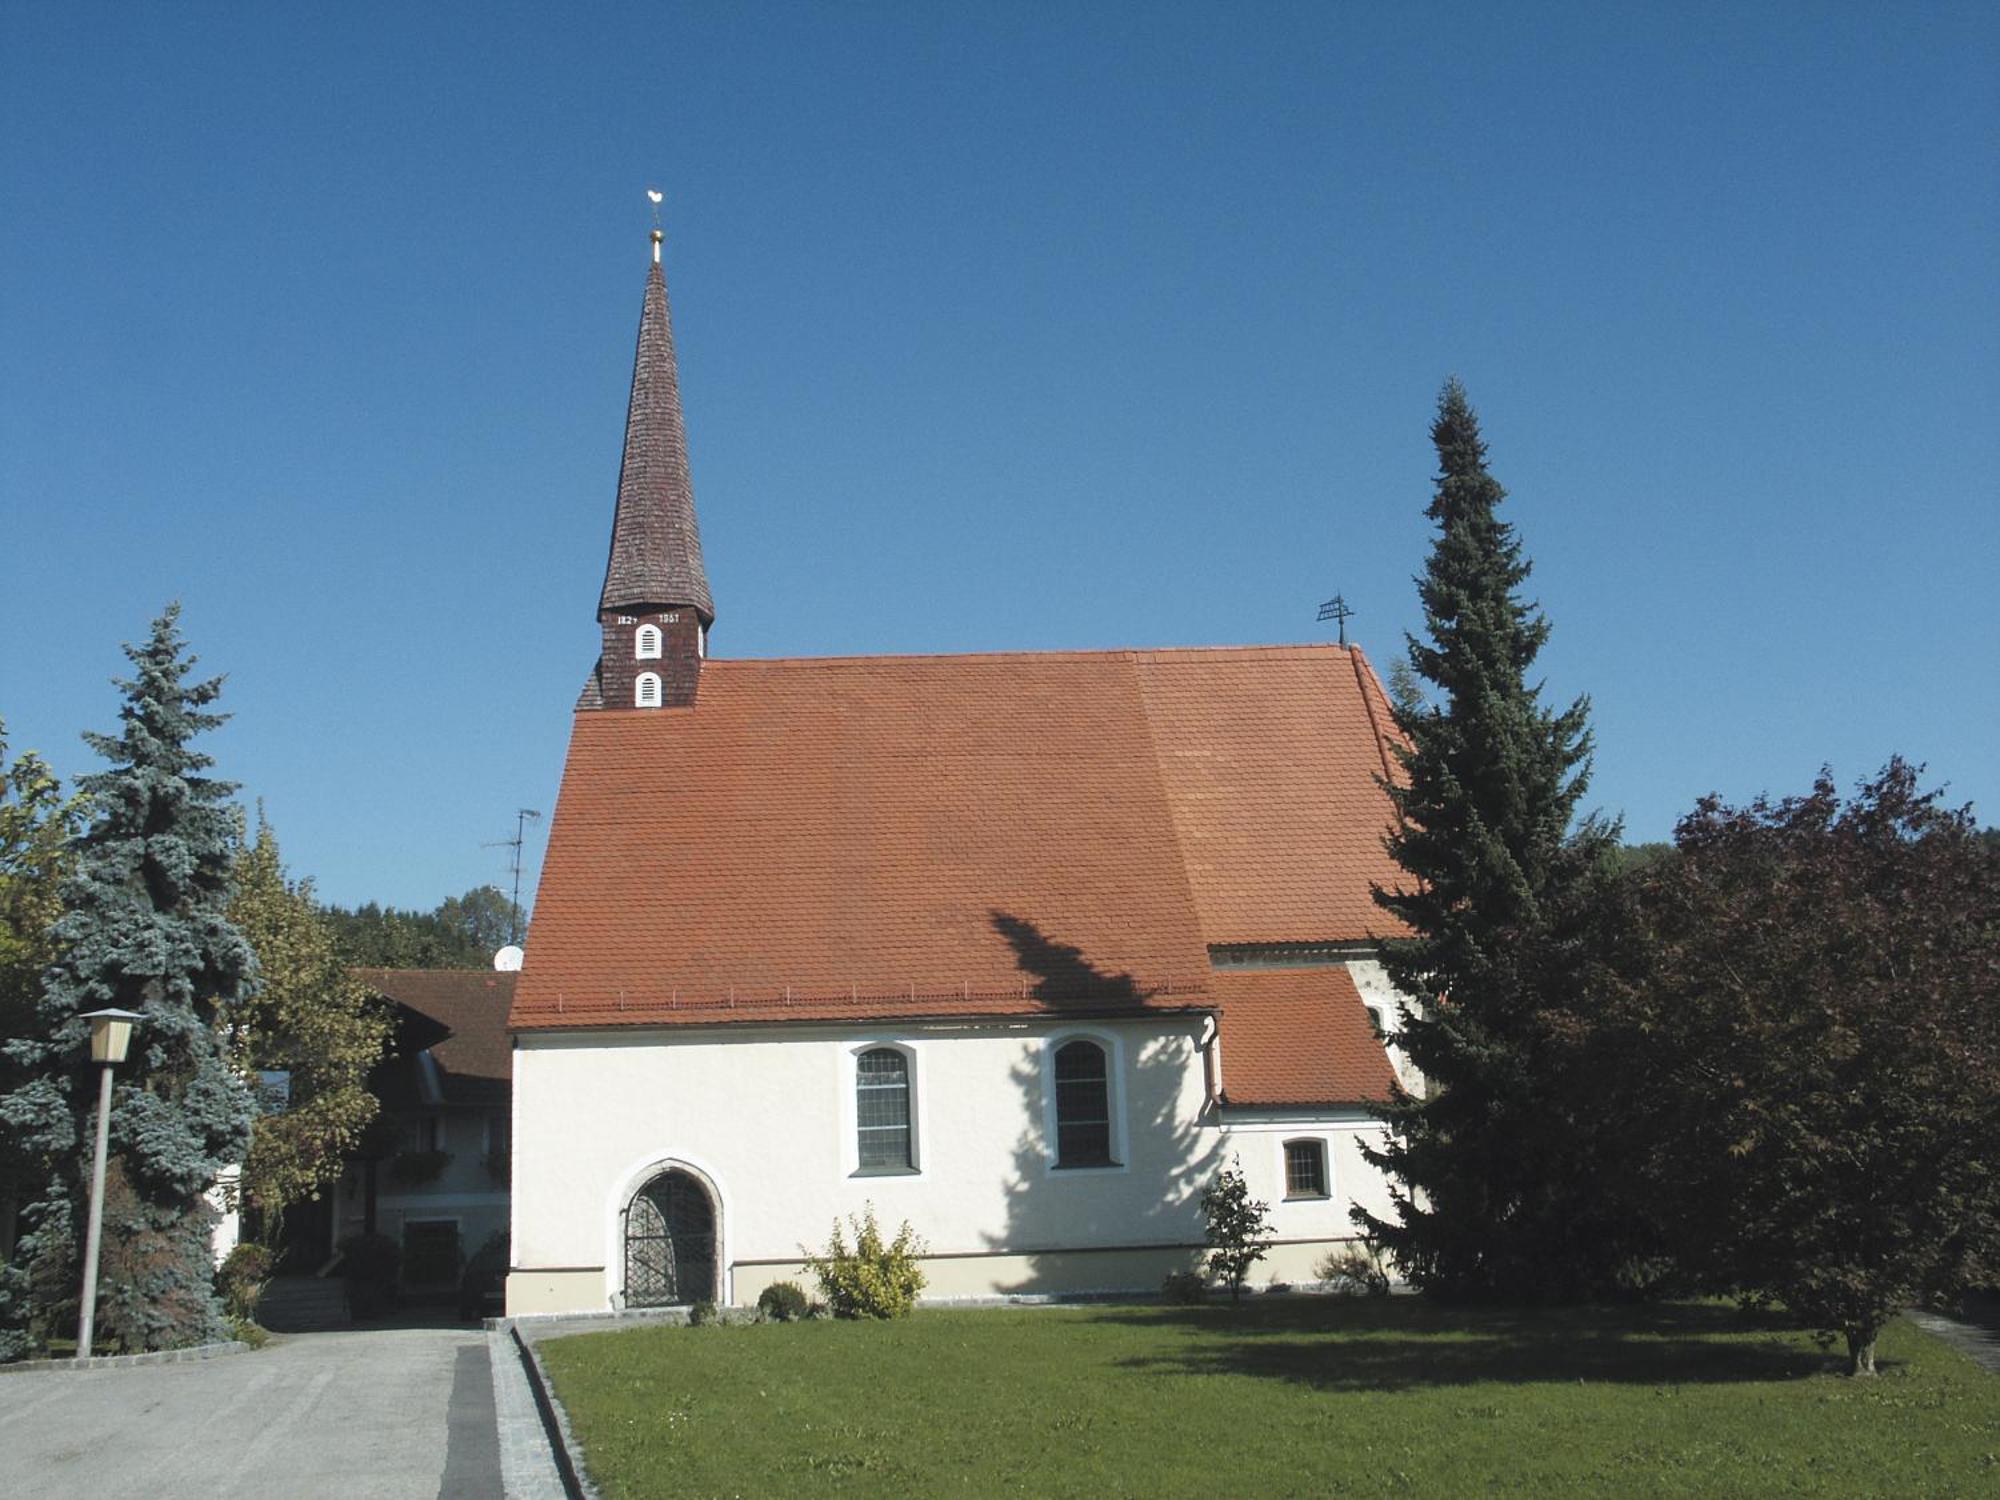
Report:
1054,1040,1114,1167
856,1048,913,1171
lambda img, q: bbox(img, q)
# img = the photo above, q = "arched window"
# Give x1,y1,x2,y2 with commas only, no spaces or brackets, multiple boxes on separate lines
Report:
635,624,663,660
855,1047,913,1172
635,672,662,708
1053,1039,1114,1167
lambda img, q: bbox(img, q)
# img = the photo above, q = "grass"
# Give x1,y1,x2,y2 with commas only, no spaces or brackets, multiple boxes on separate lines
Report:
539,1299,2000,1498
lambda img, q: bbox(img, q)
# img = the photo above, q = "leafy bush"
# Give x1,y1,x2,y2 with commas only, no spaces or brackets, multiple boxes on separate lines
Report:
1201,1162,1273,1303
1315,1242,1391,1297
217,1242,273,1322
758,1280,810,1322
803,1206,926,1319
228,1315,271,1349
688,1299,720,1326
1160,1270,1208,1304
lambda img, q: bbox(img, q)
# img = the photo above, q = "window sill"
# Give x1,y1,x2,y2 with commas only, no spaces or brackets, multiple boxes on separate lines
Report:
851,1166,921,1179
1052,1161,1122,1172
1284,1191,1332,1202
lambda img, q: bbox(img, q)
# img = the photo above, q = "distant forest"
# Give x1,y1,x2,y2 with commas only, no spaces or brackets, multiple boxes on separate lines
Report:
321,885,525,970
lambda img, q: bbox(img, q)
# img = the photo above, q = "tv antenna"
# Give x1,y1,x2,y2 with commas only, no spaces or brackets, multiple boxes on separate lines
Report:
483,808,543,945
1316,592,1356,647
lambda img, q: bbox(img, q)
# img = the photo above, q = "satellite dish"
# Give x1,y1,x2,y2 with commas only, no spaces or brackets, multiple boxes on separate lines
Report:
493,945,525,973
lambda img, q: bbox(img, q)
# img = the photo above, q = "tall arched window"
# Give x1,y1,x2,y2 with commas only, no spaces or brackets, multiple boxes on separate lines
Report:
856,1047,913,1171
1053,1039,1114,1167
635,672,662,708
635,624,663,660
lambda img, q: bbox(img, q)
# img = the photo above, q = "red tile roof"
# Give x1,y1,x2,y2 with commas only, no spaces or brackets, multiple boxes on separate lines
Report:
513,642,1405,1105
1212,968,1396,1107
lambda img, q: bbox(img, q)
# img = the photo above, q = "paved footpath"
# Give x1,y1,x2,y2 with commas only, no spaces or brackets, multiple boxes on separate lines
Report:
0,1325,503,1499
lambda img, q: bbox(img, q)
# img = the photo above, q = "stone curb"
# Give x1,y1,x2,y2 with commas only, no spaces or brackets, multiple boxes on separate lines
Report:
0,1338,251,1375
499,1321,597,1500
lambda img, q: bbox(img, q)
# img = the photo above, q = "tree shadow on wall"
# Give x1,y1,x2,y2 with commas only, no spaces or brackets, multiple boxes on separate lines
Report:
980,912,1223,1297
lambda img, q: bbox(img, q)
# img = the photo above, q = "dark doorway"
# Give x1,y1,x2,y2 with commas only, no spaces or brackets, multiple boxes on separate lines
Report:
624,1169,717,1307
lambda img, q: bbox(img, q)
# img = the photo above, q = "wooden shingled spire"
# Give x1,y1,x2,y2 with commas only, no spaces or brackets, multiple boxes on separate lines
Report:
587,207,714,710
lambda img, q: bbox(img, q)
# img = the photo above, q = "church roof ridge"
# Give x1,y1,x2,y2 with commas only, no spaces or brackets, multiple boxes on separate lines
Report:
652,641,1369,670
598,250,714,622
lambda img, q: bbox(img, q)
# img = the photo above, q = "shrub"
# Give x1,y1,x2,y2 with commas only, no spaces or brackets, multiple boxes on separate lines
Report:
803,1206,926,1319
1160,1270,1208,1304
688,1299,720,1326
1315,1242,1391,1297
1201,1161,1273,1303
217,1242,273,1322
758,1280,810,1322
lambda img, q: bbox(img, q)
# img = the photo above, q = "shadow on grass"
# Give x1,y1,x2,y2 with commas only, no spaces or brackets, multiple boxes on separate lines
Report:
1101,1299,1854,1390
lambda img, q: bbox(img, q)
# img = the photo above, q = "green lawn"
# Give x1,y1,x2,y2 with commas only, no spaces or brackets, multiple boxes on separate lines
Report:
538,1300,2000,1498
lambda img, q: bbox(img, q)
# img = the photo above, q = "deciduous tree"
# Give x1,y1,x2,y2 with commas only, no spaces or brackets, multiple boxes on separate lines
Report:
0,726,88,1344
1608,759,2000,1374
226,816,392,1236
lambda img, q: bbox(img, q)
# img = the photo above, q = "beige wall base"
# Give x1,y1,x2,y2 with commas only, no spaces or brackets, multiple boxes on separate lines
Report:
506,1269,607,1316
508,1236,1372,1316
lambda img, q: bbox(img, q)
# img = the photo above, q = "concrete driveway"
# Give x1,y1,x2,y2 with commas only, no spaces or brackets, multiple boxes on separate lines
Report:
0,1325,500,1499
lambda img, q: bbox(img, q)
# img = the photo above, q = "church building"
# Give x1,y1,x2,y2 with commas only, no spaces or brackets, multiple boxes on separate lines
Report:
505,226,1419,1315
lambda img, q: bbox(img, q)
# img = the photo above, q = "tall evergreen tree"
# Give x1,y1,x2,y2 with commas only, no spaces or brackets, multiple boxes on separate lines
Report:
1354,379,1619,1300
0,607,256,1356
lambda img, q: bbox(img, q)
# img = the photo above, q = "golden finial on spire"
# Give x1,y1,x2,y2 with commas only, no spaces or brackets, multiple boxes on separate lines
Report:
646,188,664,263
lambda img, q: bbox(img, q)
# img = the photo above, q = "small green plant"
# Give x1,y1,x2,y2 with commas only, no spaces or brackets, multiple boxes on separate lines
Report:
758,1280,810,1322
228,1316,271,1349
1160,1269,1208,1304
689,1299,720,1326
1315,1241,1391,1297
216,1241,273,1322
802,1206,927,1319
1201,1161,1273,1303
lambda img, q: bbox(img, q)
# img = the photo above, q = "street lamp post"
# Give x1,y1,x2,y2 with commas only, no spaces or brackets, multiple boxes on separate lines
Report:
76,1007,142,1361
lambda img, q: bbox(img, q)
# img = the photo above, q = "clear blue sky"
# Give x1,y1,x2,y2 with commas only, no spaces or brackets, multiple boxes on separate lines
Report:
3,3,1994,911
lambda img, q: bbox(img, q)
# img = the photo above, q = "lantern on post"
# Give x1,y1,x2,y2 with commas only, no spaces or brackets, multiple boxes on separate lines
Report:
76,1007,144,1360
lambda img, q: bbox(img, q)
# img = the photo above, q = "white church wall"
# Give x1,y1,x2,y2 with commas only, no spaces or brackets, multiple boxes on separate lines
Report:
509,1014,1399,1313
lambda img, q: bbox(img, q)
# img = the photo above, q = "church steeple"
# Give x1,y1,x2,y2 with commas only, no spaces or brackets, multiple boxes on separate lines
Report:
587,218,714,711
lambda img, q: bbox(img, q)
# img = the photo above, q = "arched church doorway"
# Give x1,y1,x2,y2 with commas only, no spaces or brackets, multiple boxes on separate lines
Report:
623,1168,718,1307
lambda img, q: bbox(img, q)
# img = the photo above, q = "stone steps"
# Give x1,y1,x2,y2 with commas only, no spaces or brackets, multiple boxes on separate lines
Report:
257,1274,350,1333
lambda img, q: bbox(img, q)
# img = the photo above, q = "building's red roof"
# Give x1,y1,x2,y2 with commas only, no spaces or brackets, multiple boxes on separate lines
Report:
513,642,1406,1105
358,968,515,1105
1212,968,1397,1107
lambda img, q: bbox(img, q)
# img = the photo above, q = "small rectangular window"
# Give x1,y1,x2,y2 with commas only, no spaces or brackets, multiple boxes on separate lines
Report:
1284,1139,1328,1199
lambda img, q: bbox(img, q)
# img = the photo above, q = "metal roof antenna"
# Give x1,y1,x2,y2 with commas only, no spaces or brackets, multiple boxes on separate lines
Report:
482,808,543,945
647,187,664,263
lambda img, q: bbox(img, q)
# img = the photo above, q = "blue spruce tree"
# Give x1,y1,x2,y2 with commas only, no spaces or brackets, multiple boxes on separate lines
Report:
0,606,255,1356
